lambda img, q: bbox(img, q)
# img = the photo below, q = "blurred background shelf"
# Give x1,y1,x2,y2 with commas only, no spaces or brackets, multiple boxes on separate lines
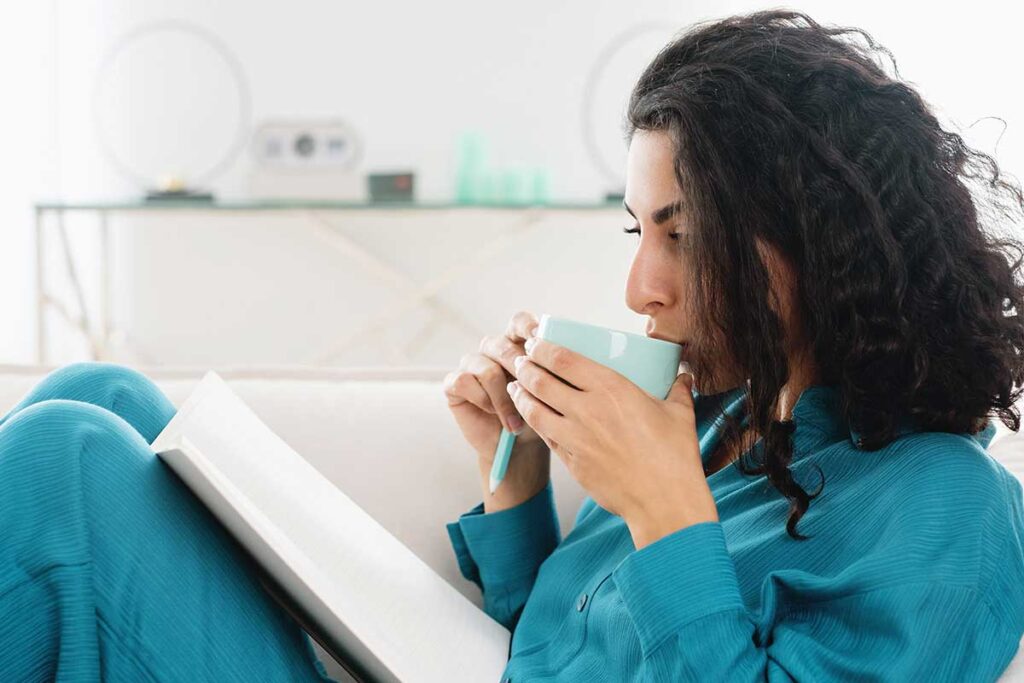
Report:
35,200,625,211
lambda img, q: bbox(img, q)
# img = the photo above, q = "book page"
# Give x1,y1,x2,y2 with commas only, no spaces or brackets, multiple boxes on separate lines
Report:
152,372,510,683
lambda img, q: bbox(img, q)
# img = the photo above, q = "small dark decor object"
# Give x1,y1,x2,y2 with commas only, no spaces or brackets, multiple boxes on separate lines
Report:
144,188,215,203
368,172,415,202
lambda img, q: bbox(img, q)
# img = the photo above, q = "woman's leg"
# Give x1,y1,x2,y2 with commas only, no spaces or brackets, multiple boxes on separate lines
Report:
0,366,335,682
0,361,175,442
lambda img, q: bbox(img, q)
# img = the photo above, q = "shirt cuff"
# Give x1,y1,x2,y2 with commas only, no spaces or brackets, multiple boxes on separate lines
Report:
446,479,561,591
612,521,746,657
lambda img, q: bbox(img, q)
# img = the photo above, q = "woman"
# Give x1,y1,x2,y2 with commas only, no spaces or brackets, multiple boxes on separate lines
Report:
2,9,1022,683
444,8,1024,682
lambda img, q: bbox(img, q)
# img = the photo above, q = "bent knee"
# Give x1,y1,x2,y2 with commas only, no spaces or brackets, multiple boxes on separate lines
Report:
0,399,163,558
0,399,151,469
31,363,173,442
42,362,155,400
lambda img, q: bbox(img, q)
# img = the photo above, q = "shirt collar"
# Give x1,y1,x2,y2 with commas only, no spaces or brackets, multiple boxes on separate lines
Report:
788,383,858,454
693,382,854,457
707,382,998,456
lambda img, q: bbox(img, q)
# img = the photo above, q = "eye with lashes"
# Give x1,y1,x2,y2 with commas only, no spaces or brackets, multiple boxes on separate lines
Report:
622,226,687,243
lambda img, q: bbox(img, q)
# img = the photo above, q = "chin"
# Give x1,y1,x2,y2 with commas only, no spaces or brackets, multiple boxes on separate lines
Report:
684,358,731,396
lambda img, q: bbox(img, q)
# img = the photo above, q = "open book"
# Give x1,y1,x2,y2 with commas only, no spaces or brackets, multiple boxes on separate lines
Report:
151,372,511,683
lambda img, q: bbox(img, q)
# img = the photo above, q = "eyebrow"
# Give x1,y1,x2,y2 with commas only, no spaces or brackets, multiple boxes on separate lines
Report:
622,200,683,225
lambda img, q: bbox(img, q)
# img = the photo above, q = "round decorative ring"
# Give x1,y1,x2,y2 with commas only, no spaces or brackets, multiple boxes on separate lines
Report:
91,19,252,189
580,22,678,190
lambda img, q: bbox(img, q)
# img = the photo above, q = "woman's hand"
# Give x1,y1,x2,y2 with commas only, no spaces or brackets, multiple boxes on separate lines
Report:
443,310,550,510
443,310,546,459
508,336,719,549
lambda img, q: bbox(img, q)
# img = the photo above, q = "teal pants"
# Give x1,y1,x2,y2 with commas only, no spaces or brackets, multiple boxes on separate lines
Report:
0,362,336,682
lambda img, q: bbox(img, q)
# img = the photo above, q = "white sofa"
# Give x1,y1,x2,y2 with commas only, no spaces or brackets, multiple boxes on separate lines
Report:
0,364,1022,682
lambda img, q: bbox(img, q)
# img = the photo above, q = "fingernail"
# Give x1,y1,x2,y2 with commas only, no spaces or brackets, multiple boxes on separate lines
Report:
528,325,538,337
524,337,537,354
508,414,524,433
513,355,526,371
506,380,517,395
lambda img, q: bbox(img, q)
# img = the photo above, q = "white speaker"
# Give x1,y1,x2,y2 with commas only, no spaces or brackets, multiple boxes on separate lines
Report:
247,118,365,201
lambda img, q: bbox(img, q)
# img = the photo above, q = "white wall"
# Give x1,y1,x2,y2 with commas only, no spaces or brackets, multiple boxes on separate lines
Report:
0,1,59,363
5,0,1024,366
49,0,1024,203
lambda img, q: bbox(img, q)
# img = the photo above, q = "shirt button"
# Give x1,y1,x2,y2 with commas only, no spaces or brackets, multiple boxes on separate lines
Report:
576,593,588,611
501,678,511,683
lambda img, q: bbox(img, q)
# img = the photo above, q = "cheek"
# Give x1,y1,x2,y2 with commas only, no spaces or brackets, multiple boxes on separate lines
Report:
668,262,690,296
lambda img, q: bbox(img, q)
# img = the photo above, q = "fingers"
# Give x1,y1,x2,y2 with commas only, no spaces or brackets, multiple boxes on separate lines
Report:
513,355,577,418
520,337,593,393
442,368,495,414
507,378,569,445
460,352,524,433
442,310,541,435
478,333,522,378
505,310,540,343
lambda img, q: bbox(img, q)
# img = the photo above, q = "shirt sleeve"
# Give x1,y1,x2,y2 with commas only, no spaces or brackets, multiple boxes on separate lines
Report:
611,521,1024,681
446,479,561,631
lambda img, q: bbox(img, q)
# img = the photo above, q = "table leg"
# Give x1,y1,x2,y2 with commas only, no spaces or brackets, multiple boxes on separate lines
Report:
99,210,111,359
55,210,99,359
35,208,46,364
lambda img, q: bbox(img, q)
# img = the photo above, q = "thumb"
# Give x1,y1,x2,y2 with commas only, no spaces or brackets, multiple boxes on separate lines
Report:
665,371,695,405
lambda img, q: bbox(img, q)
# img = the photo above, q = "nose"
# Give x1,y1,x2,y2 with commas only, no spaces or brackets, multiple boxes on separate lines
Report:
624,246,674,317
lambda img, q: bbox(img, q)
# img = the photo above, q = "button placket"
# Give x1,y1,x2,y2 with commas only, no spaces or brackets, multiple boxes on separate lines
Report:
575,570,613,617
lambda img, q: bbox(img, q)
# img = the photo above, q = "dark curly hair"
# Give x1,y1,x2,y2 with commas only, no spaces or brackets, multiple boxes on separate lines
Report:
625,8,1024,540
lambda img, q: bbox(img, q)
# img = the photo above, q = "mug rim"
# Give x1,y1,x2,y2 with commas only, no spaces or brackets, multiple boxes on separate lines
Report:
540,314,684,351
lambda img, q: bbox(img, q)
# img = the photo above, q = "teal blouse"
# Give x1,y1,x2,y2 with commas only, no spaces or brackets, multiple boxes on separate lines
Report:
446,383,1024,681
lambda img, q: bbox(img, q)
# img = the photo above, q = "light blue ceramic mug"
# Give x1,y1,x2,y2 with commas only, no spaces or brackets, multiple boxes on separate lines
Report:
490,313,685,492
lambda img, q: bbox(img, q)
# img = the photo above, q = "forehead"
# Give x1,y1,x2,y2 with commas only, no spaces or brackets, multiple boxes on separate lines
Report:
625,129,681,207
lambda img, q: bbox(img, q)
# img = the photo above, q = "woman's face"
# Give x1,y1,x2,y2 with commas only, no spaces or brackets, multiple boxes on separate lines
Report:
623,129,798,394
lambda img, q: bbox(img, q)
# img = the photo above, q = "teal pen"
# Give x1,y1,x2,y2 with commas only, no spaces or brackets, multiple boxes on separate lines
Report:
489,426,517,493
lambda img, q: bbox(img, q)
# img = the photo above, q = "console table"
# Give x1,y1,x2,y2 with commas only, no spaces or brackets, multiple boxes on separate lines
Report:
34,200,622,364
